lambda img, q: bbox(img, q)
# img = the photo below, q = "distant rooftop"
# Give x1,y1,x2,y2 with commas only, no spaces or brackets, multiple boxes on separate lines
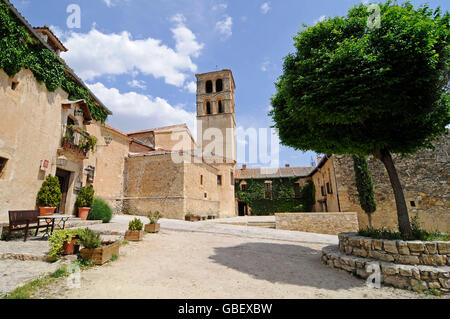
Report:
235,165,315,179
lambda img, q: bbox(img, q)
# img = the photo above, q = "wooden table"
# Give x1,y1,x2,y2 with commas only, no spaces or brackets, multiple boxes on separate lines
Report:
37,215,73,239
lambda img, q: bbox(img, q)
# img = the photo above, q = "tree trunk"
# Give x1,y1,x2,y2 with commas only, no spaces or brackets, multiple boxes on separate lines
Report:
378,149,413,239
367,213,373,228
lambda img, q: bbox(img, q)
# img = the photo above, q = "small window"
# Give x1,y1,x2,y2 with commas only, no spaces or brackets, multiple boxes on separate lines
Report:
241,184,247,191
206,80,213,93
321,186,326,196
294,183,301,198
200,175,203,185
206,102,211,115
216,79,223,92
11,81,19,90
204,192,208,198
410,201,416,208
218,100,224,114
326,182,333,194
217,175,222,185
0,157,7,177
264,182,272,199
230,171,234,185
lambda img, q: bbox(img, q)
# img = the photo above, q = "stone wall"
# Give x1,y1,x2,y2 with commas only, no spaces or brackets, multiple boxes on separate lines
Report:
333,134,450,232
275,212,359,235
338,232,449,266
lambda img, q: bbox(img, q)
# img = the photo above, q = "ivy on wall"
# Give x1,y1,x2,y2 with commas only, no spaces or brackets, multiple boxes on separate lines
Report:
0,3,109,122
235,178,316,215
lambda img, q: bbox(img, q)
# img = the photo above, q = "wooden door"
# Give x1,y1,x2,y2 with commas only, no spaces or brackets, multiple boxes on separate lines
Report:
56,169,71,214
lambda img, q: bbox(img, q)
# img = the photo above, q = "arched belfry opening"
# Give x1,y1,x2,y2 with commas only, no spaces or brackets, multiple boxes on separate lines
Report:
206,101,212,115
218,100,224,114
216,79,223,92
205,80,213,93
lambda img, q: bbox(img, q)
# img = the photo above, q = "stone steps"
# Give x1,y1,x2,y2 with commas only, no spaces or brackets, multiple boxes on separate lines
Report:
322,245,450,294
247,222,276,229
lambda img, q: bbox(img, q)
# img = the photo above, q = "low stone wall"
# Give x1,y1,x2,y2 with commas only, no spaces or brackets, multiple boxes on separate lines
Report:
275,212,359,235
322,246,450,294
339,233,450,266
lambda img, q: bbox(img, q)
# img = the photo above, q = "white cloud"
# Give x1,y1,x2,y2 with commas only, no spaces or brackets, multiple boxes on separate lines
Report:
184,81,197,94
212,3,228,11
103,0,113,7
260,2,271,14
261,58,270,72
215,15,233,40
61,15,204,87
313,15,326,25
89,82,196,133
127,79,147,89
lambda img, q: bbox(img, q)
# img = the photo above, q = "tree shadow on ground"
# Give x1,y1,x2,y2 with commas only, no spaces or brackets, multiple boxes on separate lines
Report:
209,242,365,291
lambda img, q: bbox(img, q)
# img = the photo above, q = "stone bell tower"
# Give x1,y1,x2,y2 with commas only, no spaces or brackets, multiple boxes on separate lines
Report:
196,69,236,163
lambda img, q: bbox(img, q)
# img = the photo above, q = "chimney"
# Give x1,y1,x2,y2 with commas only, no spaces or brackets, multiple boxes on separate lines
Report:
242,164,247,170
317,156,322,165
285,164,290,168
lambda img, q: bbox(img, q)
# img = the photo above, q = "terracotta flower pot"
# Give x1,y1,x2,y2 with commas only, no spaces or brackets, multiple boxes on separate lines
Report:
62,236,79,255
144,223,160,233
39,207,56,216
78,207,90,220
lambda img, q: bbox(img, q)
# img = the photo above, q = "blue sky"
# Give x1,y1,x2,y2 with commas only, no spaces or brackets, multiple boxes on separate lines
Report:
11,0,449,168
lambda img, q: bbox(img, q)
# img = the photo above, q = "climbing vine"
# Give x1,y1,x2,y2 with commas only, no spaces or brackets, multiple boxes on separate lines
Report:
0,2,109,122
235,177,316,215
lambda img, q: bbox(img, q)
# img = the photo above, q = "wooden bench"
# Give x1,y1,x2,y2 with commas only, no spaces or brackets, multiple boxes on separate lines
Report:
6,210,49,242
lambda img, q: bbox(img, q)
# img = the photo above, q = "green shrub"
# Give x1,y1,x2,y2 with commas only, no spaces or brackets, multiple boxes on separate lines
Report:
128,218,143,231
359,223,449,242
75,185,94,208
79,229,101,249
48,229,84,259
36,175,62,208
147,211,163,224
185,212,194,217
88,198,113,223
250,199,304,215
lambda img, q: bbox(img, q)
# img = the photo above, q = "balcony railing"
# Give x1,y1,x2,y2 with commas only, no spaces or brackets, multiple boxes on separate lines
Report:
61,124,96,157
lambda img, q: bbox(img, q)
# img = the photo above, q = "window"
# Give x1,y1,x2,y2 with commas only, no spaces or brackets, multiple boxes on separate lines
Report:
264,182,272,199
216,79,223,92
241,184,247,191
65,117,76,143
0,157,7,177
204,192,208,198
294,183,301,198
321,186,326,196
230,171,234,185
200,175,203,185
326,182,333,194
217,175,222,185
205,80,213,93
218,100,224,113
410,201,416,208
206,102,211,115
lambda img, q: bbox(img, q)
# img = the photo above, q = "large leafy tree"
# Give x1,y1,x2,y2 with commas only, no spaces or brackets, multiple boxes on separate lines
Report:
270,1,449,238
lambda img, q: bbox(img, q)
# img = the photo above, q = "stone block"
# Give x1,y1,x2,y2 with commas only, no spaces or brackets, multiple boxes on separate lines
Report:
397,241,410,255
424,243,438,255
394,254,420,265
349,238,361,247
398,266,413,277
361,238,372,251
383,241,398,254
437,242,450,254
356,268,370,279
383,275,410,289
353,248,368,258
421,255,447,266
428,281,442,289
370,250,395,262
345,246,353,255
373,240,383,250
439,278,450,289
412,268,421,280
381,265,398,275
408,242,425,253
410,279,428,292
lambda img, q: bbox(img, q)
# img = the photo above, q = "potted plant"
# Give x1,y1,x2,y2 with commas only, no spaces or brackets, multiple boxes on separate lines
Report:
36,175,62,216
79,229,120,265
75,185,94,220
185,213,200,222
145,211,163,233
48,229,85,261
125,218,144,241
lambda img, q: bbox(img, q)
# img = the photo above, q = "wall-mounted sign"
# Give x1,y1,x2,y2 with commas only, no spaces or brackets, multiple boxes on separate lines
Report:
40,159,50,171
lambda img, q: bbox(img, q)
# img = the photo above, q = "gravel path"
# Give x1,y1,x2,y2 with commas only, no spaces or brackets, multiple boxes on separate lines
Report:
34,230,440,299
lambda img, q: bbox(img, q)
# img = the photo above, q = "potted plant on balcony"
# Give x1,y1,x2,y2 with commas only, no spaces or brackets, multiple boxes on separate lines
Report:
185,213,200,222
125,218,144,241
36,175,62,216
145,211,163,233
48,228,85,261
75,185,94,221
79,229,120,265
